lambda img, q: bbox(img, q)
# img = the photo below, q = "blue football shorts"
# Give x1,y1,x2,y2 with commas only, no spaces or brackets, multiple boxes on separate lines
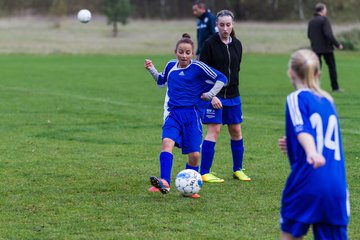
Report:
202,97,243,125
162,107,203,154
281,217,348,239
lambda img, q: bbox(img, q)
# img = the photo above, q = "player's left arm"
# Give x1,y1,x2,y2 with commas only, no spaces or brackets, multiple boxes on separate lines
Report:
201,80,225,101
201,64,227,100
193,61,227,100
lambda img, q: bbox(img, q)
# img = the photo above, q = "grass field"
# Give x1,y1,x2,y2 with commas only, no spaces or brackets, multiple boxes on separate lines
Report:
0,16,359,239
0,52,359,239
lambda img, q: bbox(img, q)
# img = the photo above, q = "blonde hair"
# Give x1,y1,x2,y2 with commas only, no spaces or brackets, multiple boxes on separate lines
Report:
289,49,333,102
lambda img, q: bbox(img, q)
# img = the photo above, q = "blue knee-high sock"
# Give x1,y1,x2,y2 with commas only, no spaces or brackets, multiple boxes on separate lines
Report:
160,151,173,185
231,139,244,172
185,163,199,172
200,140,216,175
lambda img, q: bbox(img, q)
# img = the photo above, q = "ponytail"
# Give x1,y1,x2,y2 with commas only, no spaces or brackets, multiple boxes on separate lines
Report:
175,33,194,50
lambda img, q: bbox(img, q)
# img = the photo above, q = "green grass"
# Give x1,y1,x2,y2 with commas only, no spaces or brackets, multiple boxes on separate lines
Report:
0,53,359,239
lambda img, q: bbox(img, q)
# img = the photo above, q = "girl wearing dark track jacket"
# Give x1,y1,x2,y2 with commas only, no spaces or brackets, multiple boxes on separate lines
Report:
199,10,251,183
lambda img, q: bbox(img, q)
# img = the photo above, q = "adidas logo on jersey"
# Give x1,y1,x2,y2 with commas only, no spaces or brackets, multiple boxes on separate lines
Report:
179,71,185,76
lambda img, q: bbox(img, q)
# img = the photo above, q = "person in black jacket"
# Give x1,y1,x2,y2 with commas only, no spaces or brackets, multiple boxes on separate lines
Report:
199,10,251,183
308,3,344,92
192,0,217,58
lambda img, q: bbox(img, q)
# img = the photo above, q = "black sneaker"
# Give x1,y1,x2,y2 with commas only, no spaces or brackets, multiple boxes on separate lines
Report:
149,176,170,194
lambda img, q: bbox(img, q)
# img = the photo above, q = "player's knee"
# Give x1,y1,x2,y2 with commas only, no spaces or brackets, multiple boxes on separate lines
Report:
207,124,221,140
188,152,200,166
161,138,174,151
229,125,242,139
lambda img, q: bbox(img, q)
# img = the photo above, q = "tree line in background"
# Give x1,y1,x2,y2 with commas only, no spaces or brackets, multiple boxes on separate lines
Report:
0,0,359,21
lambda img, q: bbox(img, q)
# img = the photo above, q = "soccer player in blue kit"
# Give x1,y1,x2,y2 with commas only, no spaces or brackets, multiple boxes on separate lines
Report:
278,49,349,239
144,33,227,198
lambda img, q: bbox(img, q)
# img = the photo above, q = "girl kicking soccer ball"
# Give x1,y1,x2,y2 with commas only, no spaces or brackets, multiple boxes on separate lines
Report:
144,33,227,198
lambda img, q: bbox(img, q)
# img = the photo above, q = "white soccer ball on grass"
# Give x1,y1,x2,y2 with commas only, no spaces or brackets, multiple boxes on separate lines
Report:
175,169,203,196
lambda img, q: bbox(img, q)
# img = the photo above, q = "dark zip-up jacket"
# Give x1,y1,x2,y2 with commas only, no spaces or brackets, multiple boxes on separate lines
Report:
199,33,242,99
308,13,340,53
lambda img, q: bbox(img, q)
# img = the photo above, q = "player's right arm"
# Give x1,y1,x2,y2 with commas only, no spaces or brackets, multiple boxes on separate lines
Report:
297,133,326,169
286,91,326,169
144,59,160,81
144,59,171,88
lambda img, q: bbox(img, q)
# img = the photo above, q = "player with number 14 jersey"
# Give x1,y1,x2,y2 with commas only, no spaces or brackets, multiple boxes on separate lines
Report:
282,88,349,226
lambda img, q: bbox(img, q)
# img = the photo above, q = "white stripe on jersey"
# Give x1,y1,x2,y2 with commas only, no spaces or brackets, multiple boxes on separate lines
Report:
163,90,170,122
287,90,303,126
193,60,217,79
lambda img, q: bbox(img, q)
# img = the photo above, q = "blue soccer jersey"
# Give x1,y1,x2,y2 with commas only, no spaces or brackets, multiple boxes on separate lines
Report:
157,60,227,112
281,89,349,226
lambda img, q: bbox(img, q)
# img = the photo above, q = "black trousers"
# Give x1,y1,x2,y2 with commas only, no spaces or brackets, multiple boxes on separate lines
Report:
316,52,340,91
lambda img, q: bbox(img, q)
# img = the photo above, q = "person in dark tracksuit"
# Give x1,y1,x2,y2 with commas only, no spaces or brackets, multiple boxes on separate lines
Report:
192,0,217,58
308,3,344,92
